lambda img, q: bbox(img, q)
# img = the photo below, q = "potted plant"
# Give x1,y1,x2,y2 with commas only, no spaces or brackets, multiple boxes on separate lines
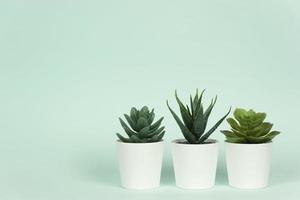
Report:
116,106,165,190
221,108,281,189
167,89,230,189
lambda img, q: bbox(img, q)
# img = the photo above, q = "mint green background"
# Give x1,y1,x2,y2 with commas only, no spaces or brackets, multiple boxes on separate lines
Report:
0,0,299,199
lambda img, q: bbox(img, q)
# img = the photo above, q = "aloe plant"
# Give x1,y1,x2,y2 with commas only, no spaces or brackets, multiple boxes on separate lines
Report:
167,89,231,144
116,106,165,143
221,108,280,143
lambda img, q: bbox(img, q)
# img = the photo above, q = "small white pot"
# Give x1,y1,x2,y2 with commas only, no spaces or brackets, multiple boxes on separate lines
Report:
225,142,272,189
172,139,219,189
116,140,164,190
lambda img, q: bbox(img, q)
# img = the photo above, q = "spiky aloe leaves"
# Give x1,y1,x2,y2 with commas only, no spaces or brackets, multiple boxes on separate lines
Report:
116,106,165,143
221,108,280,144
167,89,231,144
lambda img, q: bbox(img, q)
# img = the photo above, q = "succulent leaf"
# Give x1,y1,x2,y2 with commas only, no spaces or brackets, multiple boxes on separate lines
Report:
148,109,155,124
227,118,243,131
117,106,165,143
263,131,280,142
150,131,165,142
175,91,193,131
167,89,230,144
124,114,138,131
190,95,195,118
226,137,248,143
199,107,231,143
222,108,280,143
130,135,143,143
167,101,197,143
136,117,149,131
130,107,138,122
116,133,132,142
147,126,165,137
119,118,136,137
193,104,204,138
150,117,164,131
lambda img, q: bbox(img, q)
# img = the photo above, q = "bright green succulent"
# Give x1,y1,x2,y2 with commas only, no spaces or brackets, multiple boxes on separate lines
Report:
221,108,280,143
116,106,165,143
167,89,231,144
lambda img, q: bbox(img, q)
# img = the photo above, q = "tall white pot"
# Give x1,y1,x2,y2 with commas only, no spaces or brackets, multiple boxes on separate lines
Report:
172,139,219,189
225,142,272,189
116,140,164,190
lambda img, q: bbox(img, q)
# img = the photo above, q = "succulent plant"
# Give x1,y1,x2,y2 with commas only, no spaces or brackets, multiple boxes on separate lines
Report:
221,108,280,143
167,89,231,144
116,106,165,143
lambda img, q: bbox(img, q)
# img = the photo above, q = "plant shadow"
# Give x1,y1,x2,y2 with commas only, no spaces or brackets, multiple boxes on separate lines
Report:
215,158,300,187
269,160,300,186
71,151,120,187
161,158,175,187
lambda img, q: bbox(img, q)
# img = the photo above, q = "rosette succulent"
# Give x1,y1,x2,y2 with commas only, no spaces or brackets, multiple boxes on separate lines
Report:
116,106,165,143
167,89,231,144
221,108,280,143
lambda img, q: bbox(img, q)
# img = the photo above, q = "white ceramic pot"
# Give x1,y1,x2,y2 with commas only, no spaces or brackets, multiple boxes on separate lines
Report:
225,142,272,189
171,139,219,189
116,140,164,190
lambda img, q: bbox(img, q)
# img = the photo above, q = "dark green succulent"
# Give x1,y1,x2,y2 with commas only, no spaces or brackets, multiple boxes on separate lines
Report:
221,108,280,143
167,89,231,144
116,106,165,143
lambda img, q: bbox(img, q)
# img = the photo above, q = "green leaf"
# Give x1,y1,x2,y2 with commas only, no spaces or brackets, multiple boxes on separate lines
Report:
140,106,149,113
167,101,197,143
130,107,138,122
193,89,199,108
227,118,243,131
233,108,248,126
147,126,165,137
148,109,155,124
199,96,217,134
221,130,247,143
175,91,193,131
116,133,132,143
150,117,164,131
249,122,273,137
150,131,165,142
261,131,280,142
138,126,151,138
124,114,138,131
130,135,143,143
194,89,205,114
186,105,192,117
138,106,149,119
246,130,279,143
249,112,267,129
199,107,231,143
226,137,248,143
119,118,136,137
203,96,217,120
193,104,205,138
245,135,265,143
231,129,248,138
220,130,235,137
157,131,165,141
190,95,195,119
136,117,149,131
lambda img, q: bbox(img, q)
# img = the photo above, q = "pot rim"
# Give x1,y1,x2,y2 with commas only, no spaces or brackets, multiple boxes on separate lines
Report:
225,141,272,146
172,138,218,145
116,140,163,145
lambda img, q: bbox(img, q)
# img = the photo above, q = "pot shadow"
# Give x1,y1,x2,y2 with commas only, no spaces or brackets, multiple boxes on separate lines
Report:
72,150,175,188
216,164,228,186
215,159,300,187
71,151,120,187
161,158,175,187
269,160,300,186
